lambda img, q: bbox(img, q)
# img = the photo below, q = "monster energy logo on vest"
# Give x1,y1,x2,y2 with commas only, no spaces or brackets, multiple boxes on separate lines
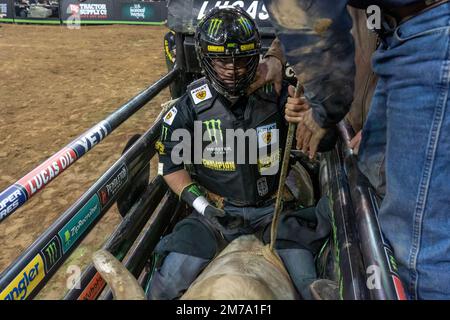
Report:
163,77,286,205
203,119,223,142
161,125,169,141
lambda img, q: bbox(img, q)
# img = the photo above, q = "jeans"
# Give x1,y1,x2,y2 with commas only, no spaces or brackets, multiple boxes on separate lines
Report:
148,201,331,299
358,3,450,299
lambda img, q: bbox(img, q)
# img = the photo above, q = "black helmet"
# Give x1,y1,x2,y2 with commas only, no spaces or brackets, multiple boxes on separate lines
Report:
195,7,261,99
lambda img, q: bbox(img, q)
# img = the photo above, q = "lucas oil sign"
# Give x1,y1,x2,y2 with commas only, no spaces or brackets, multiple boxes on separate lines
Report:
194,0,272,27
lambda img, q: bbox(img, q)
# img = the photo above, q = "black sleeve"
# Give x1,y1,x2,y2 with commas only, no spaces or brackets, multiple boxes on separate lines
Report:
157,95,195,176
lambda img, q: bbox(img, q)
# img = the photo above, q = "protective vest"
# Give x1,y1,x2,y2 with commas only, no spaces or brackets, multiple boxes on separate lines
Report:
187,78,287,206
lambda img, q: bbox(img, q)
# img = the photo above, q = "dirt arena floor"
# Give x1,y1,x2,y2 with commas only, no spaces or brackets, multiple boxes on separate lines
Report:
0,23,171,299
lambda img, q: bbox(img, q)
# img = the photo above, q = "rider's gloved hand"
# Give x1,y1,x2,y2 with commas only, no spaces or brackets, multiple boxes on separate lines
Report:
180,183,243,233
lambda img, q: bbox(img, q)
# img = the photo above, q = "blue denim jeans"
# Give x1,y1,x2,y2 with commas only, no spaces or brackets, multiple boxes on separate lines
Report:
149,201,330,299
358,4,450,299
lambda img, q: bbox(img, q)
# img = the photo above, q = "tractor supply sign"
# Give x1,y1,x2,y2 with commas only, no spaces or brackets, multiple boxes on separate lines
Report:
0,255,45,300
58,194,101,253
121,3,153,21
79,3,108,19
60,0,112,21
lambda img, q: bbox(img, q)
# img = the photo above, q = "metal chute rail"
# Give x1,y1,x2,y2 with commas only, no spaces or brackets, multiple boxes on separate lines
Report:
336,122,407,300
0,68,180,224
1,0,408,298
0,69,179,300
97,192,185,300
63,177,168,300
318,121,407,300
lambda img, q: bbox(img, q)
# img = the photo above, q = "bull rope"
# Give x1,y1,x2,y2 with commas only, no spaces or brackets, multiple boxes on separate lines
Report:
268,82,303,253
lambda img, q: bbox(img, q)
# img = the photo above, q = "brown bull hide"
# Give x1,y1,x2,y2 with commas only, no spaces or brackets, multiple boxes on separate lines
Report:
181,235,298,300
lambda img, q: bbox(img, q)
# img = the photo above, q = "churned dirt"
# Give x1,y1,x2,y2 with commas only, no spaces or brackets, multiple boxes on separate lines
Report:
0,23,171,299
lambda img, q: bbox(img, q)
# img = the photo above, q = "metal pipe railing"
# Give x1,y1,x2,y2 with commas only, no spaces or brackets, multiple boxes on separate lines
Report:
337,121,407,300
321,141,369,300
0,115,164,300
0,67,180,223
100,192,184,300
63,176,167,300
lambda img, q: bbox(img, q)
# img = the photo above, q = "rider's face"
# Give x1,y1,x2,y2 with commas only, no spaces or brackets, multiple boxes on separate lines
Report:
211,57,249,87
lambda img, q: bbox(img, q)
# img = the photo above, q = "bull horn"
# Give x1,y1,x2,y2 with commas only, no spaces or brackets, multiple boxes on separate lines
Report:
92,250,146,300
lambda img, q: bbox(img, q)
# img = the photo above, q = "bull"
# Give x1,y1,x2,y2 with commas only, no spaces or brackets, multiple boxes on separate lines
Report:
93,235,297,300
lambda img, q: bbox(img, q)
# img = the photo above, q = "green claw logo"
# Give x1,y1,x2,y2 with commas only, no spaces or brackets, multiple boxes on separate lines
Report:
203,119,223,142
208,18,223,37
44,242,58,266
238,17,252,36
161,125,169,141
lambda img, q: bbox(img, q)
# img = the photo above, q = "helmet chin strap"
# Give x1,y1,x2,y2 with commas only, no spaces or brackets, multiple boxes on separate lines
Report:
226,95,240,105
208,78,242,104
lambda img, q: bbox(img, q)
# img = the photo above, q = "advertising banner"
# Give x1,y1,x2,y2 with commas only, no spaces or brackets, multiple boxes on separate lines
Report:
1,0,167,24
60,0,166,25
0,0,14,21
60,0,112,22
120,2,155,21
168,0,272,34
13,0,61,23
119,1,167,23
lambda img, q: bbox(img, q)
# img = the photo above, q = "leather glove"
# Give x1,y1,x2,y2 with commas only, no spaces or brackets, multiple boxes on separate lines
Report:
180,183,244,233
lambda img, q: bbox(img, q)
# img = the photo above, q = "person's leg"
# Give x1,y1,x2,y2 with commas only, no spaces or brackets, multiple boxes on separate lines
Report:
146,212,223,300
371,5,450,299
147,253,210,300
263,197,332,299
358,71,387,197
276,248,317,299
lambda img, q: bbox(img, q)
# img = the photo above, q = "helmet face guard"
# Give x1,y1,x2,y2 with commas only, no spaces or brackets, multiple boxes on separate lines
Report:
195,7,261,99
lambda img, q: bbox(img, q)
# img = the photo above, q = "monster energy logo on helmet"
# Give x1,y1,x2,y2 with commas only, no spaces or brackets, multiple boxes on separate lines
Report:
208,18,223,37
238,17,252,36
195,7,261,99
203,119,223,142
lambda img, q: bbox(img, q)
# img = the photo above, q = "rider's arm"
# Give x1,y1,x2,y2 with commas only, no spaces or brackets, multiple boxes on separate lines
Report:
157,95,195,177
263,0,355,128
163,169,193,196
